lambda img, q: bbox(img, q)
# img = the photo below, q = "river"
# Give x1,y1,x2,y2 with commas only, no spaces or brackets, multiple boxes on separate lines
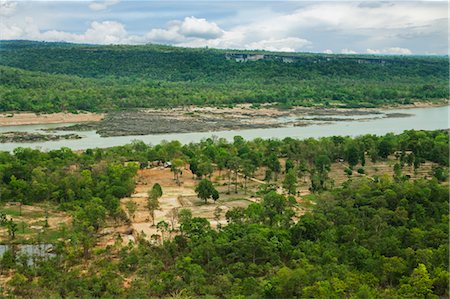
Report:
0,105,448,151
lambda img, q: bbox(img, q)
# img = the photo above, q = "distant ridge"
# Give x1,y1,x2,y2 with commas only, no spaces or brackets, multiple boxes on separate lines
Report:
0,40,447,113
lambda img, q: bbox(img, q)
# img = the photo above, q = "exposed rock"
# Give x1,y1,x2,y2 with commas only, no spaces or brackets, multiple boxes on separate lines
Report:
0,131,82,143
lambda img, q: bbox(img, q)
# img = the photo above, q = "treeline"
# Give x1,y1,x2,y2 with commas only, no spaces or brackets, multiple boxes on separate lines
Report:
0,147,137,214
0,129,447,209
107,129,449,189
0,40,448,112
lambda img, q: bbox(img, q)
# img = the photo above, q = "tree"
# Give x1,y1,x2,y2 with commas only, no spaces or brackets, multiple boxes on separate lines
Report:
266,153,281,181
147,183,162,226
393,163,402,179
166,207,179,231
171,159,184,186
398,264,434,298
156,220,169,242
297,160,308,183
198,161,214,179
262,191,289,226
7,219,17,240
285,159,295,173
314,155,331,174
227,156,241,194
283,169,298,195
189,158,199,179
73,198,106,258
346,144,359,168
212,189,219,203
213,206,222,229
147,197,160,227
178,208,193,235
310,155,332,192
0,249,15,272
379,137,394,159
125,200,137,220
195,179,219,204
242,160,256,194
150,183,163,199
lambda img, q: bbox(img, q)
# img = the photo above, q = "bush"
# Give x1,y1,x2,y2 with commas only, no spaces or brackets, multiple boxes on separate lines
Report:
357,167,365,174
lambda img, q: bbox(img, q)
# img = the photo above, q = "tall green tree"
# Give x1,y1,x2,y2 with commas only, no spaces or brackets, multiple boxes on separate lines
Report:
283,169,298,195
195,179,219,204
147,183,163,226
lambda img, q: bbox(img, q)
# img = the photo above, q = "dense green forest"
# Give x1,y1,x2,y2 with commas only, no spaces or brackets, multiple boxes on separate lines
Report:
0,40,448,112
0,130,448,297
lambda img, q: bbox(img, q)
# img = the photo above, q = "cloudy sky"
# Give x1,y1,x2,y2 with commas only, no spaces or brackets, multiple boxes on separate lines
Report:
0,0,447,54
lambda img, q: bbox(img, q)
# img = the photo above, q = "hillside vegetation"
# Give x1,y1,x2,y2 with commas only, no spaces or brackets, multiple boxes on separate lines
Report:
0,130,448,297
0,40,448,112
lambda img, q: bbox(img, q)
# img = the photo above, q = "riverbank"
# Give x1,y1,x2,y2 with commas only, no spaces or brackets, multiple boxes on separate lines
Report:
379,100,449,109
0,100,446,128
0,112,104,126
0,132,81,143
0,105,447,152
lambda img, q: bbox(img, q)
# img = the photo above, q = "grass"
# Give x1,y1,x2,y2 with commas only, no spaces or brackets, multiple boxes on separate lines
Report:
0,207,23,217
219,197,252,203
0,206,46,219
302,194,318,202
41,228,67,243
0,203,70,244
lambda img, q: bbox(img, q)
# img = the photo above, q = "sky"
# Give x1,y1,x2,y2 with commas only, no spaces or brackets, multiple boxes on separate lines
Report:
0,0,448,54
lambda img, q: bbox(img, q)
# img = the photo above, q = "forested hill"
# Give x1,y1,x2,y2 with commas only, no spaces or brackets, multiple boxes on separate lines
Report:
0,40,448,112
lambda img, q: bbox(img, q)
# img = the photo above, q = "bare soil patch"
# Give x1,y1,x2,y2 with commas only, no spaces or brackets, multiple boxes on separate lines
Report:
105,167,263,243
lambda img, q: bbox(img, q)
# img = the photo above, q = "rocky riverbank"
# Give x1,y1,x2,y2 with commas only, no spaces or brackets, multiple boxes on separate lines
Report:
0,132,82,143
49,105,414,137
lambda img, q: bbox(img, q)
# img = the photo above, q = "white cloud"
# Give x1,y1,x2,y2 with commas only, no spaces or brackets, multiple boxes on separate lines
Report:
0,0,16,16
0,1,446,54
146,16,224,45
0,19,140,45
366,47,412,55
145,17,311,52
179,16,223,39
0,22,22,39
246,37,311,52
323,49,333,54
89,0,119,12
341,49,357,54
282,2,445,32
222,2,446,53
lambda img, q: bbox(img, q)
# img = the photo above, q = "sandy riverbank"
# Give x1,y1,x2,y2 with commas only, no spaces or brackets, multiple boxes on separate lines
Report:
379,100,449,109
0,112,104,126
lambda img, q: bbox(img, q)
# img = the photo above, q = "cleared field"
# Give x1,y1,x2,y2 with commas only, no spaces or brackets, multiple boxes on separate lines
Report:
99,152,439,244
